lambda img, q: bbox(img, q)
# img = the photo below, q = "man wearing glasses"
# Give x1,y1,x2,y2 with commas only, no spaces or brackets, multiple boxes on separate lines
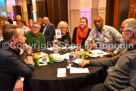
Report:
25,22,45,50
79,19,136,91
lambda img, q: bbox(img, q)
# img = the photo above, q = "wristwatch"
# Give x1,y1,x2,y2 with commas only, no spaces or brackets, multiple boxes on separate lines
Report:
18,77,25,82
26,53,32,56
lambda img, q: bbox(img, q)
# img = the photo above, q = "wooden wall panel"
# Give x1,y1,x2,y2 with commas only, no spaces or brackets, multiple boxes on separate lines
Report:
106,0,129,30
60,0,68,23
113,0,119,29
13,5,22,16
128,0,136,18
47,0,54,23
36,1,47,18
53,0,60,27
118,0,129,29
105,0,114,26
46,0,68,27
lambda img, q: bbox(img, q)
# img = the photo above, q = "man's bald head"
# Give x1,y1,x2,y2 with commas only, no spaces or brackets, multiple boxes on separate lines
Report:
94,16,104,31
43,17,50,25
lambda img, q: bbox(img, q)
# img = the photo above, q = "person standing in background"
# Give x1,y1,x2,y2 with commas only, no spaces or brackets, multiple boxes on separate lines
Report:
40,17,55,43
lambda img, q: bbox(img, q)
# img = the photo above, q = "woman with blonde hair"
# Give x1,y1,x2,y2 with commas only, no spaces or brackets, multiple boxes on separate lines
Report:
57,21,71,44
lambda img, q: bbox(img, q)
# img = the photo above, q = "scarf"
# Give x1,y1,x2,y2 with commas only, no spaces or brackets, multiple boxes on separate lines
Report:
76,26,89,44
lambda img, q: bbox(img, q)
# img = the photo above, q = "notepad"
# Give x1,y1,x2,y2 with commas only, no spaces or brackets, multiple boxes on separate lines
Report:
70,68,89,74
57,68,67,77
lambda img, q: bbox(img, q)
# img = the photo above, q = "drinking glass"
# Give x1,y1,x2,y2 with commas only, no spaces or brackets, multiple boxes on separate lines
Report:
85,40,92,52
64,39,69,51
36,40,40,51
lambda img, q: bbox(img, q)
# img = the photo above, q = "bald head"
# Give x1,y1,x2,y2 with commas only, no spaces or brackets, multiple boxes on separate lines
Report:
120,18,135,32
94,16,104,31
43,17,50,25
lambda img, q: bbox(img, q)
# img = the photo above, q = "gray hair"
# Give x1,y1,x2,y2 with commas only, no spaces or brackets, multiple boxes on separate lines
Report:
43,17,49,20
126,20,136,38
123,18,136,26
32,22,41,27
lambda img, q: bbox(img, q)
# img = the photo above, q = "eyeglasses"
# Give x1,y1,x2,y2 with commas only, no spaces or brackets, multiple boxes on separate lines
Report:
61,27,68,29
122,30,130,34
32,26,39,29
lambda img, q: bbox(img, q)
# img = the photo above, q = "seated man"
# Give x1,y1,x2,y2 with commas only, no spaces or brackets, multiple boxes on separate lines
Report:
79,20,136,91
85,16,124,55
0,24,34,91
25,22,45,50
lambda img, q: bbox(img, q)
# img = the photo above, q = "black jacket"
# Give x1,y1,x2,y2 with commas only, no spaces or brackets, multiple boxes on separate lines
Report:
40,23,55,43
58,32,71,44
0,42,34,91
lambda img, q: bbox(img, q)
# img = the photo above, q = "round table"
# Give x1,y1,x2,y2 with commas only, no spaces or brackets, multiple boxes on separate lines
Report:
24,58,107,91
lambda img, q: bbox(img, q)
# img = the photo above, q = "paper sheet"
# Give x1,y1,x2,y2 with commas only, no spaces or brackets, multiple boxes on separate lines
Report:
70,68,89,74
55,29,62,38
47,47,53,51
90,49,109,57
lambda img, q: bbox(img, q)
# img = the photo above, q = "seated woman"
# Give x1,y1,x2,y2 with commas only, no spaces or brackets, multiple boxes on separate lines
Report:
57,21,71,44
72,17,91,46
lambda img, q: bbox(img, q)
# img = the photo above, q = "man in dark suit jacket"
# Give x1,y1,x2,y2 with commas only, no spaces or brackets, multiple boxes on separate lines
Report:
40,17,55,43
0,24,34,91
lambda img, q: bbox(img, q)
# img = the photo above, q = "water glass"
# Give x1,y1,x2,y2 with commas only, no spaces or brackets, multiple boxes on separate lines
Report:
36,40,40,51
85,40,92,52
49,55,54,64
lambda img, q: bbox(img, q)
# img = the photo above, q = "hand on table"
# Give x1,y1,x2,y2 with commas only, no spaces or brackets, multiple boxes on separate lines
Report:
106,51,115,57
78,60,90,67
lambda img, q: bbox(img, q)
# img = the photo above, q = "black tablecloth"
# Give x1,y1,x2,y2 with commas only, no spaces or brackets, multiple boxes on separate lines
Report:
24,59,107,91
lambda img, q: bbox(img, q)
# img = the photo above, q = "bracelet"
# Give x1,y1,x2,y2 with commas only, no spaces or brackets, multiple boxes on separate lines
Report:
26,53,32,56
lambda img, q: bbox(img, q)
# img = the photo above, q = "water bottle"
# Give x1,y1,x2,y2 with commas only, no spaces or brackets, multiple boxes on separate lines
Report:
68,54,74,66
53,35,58,53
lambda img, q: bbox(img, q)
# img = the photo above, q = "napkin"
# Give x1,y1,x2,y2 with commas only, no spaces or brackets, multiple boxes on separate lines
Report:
57,68,67,77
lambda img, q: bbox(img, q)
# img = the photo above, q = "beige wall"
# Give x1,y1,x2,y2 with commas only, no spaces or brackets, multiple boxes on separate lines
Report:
80,0,92,8
99,0,106,7
6,0,15,12
14,0,29,24
69,0,106,39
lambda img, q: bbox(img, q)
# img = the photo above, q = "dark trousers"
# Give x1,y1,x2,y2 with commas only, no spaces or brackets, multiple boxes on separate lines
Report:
91,83,112,91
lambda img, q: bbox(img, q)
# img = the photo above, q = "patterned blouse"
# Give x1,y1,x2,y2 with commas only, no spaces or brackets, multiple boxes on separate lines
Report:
85,25,124,54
